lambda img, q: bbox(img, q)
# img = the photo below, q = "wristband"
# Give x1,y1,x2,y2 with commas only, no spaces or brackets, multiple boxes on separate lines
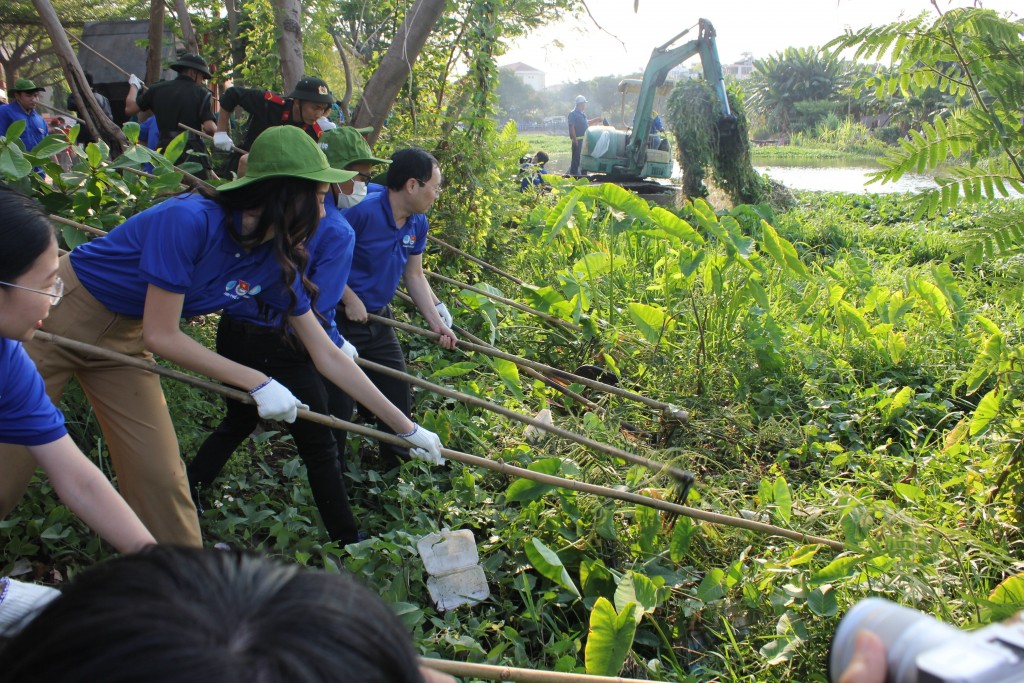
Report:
396,425,418,439
248,378,273,395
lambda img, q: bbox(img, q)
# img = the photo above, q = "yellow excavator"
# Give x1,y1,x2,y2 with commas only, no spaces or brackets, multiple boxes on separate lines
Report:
579,18,736,193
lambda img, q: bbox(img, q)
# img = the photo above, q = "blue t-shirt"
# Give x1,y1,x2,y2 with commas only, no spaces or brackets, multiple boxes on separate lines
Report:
70,194,311,319
567,107,588,139
342,190,427,311
225,200,355,346
0,338,67,446
0,102,47,152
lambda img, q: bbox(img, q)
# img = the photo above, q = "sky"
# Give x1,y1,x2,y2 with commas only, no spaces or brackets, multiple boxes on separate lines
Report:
502,0,1021,86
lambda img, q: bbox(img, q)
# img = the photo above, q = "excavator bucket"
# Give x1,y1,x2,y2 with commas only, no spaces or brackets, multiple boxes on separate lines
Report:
717,114,738,143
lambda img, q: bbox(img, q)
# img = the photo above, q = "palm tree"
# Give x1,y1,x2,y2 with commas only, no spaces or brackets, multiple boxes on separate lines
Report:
745,47,847,136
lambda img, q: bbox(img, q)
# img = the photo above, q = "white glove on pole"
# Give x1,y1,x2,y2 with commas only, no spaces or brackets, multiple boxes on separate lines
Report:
435,302,453,328
0,577,61,636
128,74,144,90
213,131,233,151
316,116,337,132
340,339,359,359
249,378,306,423
399,424,446,465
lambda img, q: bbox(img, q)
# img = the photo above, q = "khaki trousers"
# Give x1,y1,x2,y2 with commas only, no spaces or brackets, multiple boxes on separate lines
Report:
0,256,201,546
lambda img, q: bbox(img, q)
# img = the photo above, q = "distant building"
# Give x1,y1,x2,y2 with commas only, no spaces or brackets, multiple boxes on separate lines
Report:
724,53,755,80
500,62,546,92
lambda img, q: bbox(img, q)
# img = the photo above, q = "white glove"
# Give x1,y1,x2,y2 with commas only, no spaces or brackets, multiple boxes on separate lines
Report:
249,378,306,423
316,116,337,132
435,302,453,328
340,339,358,359
128,74,144,90
213,131,233,152
399,424,445,465
0,578,61,636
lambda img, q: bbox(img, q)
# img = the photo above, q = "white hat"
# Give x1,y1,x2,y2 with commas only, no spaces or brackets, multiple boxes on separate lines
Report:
575,95,587,104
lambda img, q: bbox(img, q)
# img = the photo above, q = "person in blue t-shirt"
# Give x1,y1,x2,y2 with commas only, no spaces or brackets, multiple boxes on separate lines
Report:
332,148,456,468
0,79,49,175
519,150,549,191
0,187,155,552
187,127,396,545
0,127,444,547
566,95,602,177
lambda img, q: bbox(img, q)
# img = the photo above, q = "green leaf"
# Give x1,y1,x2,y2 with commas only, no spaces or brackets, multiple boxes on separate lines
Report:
614,571,664,622
487,356,523,399
773,476,792,524
627,302,674,344
4,119,27,142
760,220,809,278
584,597,637,676
580,558,616,601
894,482,924,502
883,386,914,425
525,538,580,598
807,585,838,617
785,544,821,567
969,388,1001,437
669,517,695,563
505,459,562,503
810,556,861,586
634,504,660,554
162,131,187,165
696,568,725,602
989,574,1024,608
0,146,32,179
429,361,478,379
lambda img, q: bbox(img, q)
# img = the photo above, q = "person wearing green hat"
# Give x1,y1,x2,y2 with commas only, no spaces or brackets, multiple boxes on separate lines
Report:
0,78,49,172
215,75,338,176
186,126,402,545
0,126,444,547
124,53,217,178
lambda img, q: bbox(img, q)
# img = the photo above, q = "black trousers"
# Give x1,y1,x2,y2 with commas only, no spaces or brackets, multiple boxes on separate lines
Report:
328,305,411,469
187,316,358,544
569,139,583,176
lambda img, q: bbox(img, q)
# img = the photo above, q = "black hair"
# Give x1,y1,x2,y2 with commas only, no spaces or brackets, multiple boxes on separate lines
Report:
0,185,56,285
85,72,95,88
534,151,549,165
0,546,426,683
386,147,439,191
203,177,323,328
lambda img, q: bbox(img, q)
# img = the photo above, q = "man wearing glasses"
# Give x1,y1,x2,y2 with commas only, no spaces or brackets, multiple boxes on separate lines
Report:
213,76,337,176
333,147,456,469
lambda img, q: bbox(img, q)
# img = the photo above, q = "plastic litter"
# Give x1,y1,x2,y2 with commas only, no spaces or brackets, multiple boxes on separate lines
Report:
417,528,489,611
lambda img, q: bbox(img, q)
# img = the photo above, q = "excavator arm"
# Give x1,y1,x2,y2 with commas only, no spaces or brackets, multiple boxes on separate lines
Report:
624,18,734,177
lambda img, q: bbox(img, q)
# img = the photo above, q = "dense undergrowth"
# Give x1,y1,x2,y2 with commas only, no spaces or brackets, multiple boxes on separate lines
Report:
2,119,1024,681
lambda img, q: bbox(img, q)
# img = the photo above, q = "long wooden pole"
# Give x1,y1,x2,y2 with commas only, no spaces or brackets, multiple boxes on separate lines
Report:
425,270,581,333
427,234,526,287
355,355,694,484
31,331,844,550
178,122,247,155
367,313,689,420
64,28,140,85
419,658,633,683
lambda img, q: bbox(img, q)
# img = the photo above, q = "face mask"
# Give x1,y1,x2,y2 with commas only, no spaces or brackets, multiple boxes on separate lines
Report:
336,181,367,209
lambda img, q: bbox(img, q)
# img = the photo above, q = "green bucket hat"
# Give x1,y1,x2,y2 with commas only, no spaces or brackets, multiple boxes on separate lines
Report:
170,53,212,78
288,76,334,104
218,127,353,191
12,78,45,94
319,127,391,171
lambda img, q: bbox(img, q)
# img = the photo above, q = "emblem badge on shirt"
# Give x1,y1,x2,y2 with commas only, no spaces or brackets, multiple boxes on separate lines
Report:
401,234,417,250
224,279,262,300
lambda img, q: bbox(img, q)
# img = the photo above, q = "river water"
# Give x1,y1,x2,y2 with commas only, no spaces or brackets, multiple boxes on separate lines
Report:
753,163,937,194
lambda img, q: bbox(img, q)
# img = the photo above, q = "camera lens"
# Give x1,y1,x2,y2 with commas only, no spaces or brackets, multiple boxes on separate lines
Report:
830,598,962,683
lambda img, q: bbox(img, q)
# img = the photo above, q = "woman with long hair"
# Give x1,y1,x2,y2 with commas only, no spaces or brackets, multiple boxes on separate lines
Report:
0,127,442,546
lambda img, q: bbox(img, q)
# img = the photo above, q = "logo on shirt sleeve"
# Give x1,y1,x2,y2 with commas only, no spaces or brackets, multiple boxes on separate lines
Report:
224,280,263,300
401,234,417,250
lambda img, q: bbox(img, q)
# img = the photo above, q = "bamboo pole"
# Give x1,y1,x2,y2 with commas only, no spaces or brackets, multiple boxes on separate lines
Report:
178,122,247,155
31,331,844,550
393,291,603,414
425,271,581,333
427,234,526,287
419,658,633,683
355,355,693,484
36,101,86,124
49,214,107,237
367,313,689,420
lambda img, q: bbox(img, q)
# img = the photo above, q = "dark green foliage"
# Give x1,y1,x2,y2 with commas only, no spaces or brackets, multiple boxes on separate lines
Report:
666,80,764,205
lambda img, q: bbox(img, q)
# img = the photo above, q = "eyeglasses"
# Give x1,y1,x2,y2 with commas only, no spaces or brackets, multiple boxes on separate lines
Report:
416,180,442,196
0,276,64,306
352,173,372,183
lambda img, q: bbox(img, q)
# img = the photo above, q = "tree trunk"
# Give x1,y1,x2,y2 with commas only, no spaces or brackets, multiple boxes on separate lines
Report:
224,0,246,80
330,32,353,118
271,0,304,93
146,0,165,85
350,0,446,144
31,0,128,155
172,0,199,54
